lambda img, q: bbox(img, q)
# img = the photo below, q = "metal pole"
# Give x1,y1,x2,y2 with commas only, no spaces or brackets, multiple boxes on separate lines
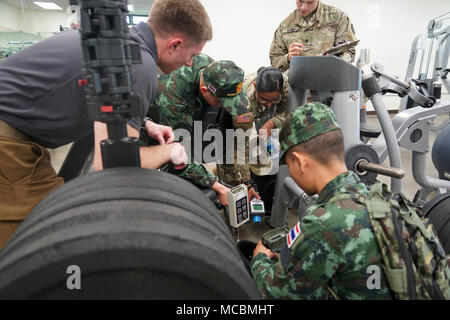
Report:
357,160,405,179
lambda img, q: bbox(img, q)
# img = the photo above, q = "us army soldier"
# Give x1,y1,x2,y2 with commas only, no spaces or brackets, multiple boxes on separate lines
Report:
270,0,358,72
220,67,287,196
251,103,392,300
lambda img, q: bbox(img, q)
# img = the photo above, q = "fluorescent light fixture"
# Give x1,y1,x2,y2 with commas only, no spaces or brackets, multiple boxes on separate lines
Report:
128,5,134,11
33,2,63,10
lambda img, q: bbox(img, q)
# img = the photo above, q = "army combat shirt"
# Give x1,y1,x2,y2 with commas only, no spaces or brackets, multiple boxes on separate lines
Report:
221,72,288,183
250,171,392,300
269,1,358,72
0,22,158,148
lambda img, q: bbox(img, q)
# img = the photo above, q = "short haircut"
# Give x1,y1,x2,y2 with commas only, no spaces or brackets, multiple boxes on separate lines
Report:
287,129,345,165
255,67,284,92
148,0,213,44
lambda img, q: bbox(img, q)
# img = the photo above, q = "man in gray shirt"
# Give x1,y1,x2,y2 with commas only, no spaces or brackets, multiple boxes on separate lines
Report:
0,0,213,249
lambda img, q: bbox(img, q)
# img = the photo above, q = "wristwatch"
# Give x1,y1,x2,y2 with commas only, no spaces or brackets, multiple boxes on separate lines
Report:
142,116,152,127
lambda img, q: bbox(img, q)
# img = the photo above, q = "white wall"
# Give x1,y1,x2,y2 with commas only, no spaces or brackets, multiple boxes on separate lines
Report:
0,2,69,33
201,0,449,80
0,2,22,31
1,0,448,108
2,0,448,79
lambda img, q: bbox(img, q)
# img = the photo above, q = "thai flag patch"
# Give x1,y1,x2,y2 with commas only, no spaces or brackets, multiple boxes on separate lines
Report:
287,222,302,248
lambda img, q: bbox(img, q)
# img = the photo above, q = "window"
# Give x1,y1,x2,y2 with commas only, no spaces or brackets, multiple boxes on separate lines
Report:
127,15,148,26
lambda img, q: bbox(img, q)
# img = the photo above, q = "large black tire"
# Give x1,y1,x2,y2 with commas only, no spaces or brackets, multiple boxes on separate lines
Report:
0,168,260,299
422,193,450,254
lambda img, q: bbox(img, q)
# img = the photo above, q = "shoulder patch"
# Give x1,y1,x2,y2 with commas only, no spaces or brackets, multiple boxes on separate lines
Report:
287,222,302,248
235,112,253,124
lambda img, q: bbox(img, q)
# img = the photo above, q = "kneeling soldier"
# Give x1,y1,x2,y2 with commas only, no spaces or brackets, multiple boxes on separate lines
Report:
251,102,392,300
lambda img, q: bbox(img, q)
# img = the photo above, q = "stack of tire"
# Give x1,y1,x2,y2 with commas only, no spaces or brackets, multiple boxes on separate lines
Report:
0,168,260,299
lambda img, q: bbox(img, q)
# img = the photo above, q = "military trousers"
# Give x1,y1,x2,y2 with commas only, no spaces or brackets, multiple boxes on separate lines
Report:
0,121,63,250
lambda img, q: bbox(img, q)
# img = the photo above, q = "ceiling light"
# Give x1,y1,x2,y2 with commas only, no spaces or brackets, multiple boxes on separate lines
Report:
128,5,134,11
33,2,63,10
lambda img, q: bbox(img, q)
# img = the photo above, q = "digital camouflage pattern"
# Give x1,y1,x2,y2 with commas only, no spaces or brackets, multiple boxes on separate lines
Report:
142,54,217,188
220,71,288,184
250,171,392,299
279,102,340,164
270,1,358,72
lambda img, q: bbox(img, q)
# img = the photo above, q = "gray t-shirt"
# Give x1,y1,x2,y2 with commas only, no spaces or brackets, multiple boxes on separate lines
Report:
0,22,158,148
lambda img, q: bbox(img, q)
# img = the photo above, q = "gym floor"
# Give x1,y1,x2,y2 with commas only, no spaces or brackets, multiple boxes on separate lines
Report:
47,114,448,244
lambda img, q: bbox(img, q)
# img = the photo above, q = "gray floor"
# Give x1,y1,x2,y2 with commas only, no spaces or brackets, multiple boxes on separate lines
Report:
47,114,449,244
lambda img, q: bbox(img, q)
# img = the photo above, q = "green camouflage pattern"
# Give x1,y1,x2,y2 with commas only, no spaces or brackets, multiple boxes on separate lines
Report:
279,102,340,164
350,182,450,300
203,61,250,116
142,54,217,188
220,71,288,184
270,1,358,72
250,171,392,300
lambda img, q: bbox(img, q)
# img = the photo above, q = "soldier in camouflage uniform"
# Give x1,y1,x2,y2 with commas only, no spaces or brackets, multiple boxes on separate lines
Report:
250,102,392,299
220,67,288,198
141,53,251,206
270,0,358,72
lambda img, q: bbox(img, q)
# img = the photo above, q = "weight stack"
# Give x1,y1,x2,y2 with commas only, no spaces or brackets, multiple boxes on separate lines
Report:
0,168,260,299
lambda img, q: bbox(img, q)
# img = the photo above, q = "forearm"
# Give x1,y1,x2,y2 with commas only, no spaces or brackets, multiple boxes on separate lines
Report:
271,114,285,129
339,50,355,63
139,144,173,169
170,161,217,189
251,254,291,299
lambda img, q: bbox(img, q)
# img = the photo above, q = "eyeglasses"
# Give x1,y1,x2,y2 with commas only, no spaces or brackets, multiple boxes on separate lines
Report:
258,94,282,105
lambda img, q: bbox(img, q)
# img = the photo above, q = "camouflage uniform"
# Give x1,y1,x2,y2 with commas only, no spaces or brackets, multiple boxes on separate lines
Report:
250,103,392,299
220,72,288,185
270,1,358,72
142,54,250,189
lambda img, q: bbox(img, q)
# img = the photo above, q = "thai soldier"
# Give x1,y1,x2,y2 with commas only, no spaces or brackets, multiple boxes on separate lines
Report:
251,102,392,300
142,54,252,207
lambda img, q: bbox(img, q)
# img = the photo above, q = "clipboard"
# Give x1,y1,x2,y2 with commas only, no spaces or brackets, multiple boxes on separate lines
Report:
324,40,360,56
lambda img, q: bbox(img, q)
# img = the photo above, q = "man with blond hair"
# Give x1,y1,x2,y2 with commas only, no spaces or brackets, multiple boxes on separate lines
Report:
0,0,213,249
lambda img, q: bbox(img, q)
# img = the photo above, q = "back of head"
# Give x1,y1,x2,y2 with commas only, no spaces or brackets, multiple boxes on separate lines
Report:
279,102,345,165
149,0,213,44
291,130,345,165
255,67,284,92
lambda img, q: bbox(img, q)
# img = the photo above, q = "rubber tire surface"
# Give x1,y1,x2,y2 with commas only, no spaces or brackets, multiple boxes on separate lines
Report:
0,168,260,299
422,193,450,254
